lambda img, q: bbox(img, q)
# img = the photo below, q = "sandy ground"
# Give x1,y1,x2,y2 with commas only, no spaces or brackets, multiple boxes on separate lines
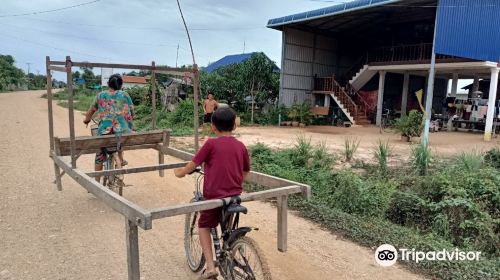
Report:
178,122,500,166
0,91,428,280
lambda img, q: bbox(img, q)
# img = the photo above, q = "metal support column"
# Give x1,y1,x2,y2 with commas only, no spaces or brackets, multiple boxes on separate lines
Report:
484,68,499,141
401,72,410,116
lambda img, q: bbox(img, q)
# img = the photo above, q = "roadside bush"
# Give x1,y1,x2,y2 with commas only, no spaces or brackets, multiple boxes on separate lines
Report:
485,147,500,169
374,140,391,176
343,137,360,162
386,191,432,230
393,110,423,141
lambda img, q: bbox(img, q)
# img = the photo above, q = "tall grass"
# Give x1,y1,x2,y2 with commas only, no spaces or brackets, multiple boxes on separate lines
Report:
374,140,391,175
455,150,484,171
343,137,360,162
411,143,431,175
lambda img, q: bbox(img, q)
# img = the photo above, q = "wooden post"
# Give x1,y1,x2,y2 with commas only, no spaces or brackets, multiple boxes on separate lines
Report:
46,56,55,151
53,137,63,190
158,130,168,177
151,61,157,129
193,65,200,151
125,218,140,280
66,56,77,168
277,195,288,252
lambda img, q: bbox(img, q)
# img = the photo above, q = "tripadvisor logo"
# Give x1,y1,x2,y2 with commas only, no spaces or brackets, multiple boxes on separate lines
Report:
375,244,482,267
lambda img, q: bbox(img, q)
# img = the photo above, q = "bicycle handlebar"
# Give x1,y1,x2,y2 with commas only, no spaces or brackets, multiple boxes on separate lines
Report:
188,166,203,175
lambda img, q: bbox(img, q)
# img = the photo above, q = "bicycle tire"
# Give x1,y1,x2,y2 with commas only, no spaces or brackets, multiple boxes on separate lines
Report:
184,205,205,272
229,236,271,280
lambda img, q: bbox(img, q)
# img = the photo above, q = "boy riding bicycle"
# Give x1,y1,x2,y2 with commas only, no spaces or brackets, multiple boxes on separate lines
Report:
174,107,250,279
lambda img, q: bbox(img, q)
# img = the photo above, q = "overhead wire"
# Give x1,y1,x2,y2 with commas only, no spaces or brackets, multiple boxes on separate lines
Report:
0,0,102,18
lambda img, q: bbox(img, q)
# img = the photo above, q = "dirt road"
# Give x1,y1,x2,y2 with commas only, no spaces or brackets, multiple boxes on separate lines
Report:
0,91,425,280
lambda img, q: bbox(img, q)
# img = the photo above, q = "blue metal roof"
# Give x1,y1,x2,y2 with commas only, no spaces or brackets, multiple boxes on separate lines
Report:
267,0,403,28
435,0,500,62
204,52,280,73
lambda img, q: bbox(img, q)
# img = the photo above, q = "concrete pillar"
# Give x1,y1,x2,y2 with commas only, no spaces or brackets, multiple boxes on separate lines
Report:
324,95,330,107
484,68,499,141
376,71,386,126
472,75,480,93
401,72,410,116
451,73,459,96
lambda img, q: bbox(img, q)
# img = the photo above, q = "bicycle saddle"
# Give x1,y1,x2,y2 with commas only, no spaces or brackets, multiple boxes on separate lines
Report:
226,204,247,215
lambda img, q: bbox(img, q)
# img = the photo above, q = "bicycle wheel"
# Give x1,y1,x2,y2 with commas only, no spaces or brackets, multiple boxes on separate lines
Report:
230,237,271,280
111,153,124,196
184,206,205,272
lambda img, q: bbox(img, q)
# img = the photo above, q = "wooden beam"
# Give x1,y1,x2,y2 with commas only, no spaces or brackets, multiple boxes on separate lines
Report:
86,162,188,177
63,144,159,156
52,154,152,229
163,147,311,199
66,56,77,168
49,60,189,72
150,185,303,220
53,137,62,190
277,195,288,252
155,70,193,78
151,61,156,129
48,66,67,72
125,218,140,280
158,130,168,177
57,130,169,156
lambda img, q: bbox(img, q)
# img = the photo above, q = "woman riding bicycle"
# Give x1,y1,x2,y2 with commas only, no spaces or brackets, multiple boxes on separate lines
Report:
83,74,134,182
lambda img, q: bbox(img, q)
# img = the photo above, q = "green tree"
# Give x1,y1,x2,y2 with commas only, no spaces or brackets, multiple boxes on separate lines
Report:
0,54,26,91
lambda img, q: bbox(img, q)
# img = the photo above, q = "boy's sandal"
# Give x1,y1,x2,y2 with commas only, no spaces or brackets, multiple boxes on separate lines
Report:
199,269,218,279
122,160,128,167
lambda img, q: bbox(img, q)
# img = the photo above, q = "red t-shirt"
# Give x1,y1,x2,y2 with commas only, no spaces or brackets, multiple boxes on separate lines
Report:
192,136,250,199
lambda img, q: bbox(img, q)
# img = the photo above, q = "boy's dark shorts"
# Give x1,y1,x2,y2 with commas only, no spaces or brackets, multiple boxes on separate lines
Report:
198,207,222,228
203,113,213,124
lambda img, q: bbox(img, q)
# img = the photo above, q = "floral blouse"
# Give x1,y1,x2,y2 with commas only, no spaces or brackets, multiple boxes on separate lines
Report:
92,90,133,136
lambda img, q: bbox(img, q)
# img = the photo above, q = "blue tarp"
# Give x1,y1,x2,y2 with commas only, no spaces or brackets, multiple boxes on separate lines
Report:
435,0,500,62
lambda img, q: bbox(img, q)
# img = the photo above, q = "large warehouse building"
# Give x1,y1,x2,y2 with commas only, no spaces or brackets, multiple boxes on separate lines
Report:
267,0,500,140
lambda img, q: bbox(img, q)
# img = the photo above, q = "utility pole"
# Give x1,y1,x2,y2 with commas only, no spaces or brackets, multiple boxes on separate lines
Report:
26,62,31,75
175,43,179,68
243,40,246,54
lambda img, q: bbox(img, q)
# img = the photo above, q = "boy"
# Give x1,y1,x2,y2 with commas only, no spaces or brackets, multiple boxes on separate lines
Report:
202,92,218,139
174,107,250,279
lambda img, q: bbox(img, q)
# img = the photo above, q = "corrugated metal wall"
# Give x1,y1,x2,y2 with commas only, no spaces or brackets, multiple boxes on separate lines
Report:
280,28,337,106
435,0,500,63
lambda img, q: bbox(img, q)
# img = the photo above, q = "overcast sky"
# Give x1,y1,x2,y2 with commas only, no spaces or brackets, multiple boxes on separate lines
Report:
0,0,339,80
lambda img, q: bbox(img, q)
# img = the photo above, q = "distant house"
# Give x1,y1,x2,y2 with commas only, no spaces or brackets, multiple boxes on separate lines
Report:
204,52,280,73
122,75,148,88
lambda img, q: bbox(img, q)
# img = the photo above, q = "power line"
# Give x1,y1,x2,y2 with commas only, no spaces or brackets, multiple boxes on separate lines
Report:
7,17,265,32
0,0,102,18
2,22,186,49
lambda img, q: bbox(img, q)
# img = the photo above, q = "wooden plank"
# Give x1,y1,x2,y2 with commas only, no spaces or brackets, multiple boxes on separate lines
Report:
277,195,288,252
48,66,67,72
164,147,193,161
49,60,189,72
125,218,140,280
158,130,168,177
155,70,193,78
66,56,77,168
150,185,302,220
61,144,158,156
163,147,311,198
52,154,152,229
58,131,167,156
86,162,187,177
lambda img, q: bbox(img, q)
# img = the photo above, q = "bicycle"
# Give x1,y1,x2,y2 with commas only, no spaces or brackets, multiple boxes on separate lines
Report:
184,167,271,280
90,118,125,196
380,108,392,133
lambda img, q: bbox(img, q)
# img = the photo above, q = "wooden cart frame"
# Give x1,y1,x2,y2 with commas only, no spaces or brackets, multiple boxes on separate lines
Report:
46,56,311,280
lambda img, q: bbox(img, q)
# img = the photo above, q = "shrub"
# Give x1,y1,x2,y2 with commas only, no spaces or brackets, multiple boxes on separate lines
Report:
386,191,432,230
343,137,360,162
485,148,500,169
393,110,423,141
411,143,431,175
455,150,484,171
